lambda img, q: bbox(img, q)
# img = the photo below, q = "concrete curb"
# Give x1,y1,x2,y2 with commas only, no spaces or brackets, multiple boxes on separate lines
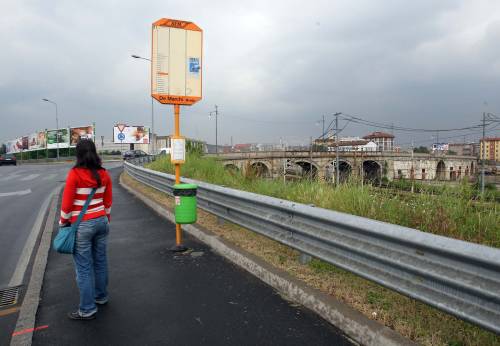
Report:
10,186,62,346
120,174,417,346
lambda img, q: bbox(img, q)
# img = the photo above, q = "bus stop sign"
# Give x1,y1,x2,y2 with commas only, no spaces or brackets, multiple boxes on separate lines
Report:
151,18,203,105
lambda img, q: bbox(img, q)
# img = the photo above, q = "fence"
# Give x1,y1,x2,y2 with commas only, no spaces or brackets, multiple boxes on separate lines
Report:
124,157,500,334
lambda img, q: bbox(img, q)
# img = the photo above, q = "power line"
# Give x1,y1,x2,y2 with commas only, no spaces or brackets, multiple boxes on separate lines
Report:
339,112,485,133
396,122,500,147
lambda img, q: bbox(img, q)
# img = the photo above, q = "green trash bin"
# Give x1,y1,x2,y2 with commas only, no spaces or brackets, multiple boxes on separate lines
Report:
173,183,198,224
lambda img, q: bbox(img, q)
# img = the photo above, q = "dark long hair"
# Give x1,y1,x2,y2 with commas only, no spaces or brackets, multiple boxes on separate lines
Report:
74,139,104,187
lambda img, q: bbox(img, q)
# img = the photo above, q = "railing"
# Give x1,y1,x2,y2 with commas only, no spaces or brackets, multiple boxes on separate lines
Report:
124,159,500,334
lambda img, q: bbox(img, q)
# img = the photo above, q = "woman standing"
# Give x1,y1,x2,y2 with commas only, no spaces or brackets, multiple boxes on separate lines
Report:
59,139,112,320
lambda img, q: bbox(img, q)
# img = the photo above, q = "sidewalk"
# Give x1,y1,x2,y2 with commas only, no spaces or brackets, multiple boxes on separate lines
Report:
31,168,350,345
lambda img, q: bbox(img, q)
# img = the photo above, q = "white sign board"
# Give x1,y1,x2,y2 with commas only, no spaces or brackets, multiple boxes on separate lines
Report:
171,137,186,163
113,126,150,144
152,18,203,105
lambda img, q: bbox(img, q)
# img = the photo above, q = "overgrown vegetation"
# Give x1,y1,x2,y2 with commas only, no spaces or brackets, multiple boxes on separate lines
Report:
385,178,499,202
147,154,499,248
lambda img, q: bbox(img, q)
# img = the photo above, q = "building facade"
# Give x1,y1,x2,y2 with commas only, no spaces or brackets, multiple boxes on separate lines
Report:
480,137,500,162
448,143,478,157
362,132,395,151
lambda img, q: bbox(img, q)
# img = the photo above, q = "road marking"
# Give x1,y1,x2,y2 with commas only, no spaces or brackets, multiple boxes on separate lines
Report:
8,188,54,287
0,307,20,317
0,189,32,197
0,174,20,182
20,174,40,181
12,325,48,337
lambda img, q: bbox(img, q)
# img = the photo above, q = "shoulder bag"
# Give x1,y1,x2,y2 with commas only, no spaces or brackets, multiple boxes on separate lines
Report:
53,188,97,254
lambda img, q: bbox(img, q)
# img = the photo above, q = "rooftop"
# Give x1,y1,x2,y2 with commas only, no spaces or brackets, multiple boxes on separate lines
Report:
362,131,395,139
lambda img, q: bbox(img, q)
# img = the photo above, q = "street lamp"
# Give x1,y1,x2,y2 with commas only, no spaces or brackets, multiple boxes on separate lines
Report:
209,105,219,154
131,54,155,154
42,98,59,160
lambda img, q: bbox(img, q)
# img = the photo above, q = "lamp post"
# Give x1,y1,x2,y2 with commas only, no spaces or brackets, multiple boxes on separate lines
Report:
209,105,219,154
42,98,59,160
131,54,155,154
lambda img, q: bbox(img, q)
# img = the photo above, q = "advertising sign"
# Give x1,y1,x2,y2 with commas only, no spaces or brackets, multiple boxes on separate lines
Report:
47,128,70,149
38,131,47,149
151,18,203,105
113,126,150,144
6,139,22,154
29,133,39,150
22,136,29,150
432,143,449,152
70,125,94,146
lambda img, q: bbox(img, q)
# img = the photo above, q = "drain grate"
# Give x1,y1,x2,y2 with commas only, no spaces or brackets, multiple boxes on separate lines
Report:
0,286,22,308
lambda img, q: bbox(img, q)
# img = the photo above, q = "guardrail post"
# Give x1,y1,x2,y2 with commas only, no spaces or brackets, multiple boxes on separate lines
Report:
217,216,225,225
298,253,312,265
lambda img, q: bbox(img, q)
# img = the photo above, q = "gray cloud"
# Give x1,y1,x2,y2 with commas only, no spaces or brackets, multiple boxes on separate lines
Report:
1,0,499,147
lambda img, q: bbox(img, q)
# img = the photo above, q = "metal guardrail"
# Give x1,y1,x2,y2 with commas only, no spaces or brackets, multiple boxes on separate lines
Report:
124,159,500,334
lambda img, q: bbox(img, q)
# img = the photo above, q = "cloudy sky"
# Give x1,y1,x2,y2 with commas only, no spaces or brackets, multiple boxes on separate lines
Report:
1,0,500,147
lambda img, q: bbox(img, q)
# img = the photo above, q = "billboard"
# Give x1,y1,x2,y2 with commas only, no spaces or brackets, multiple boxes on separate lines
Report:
151,18,203,105
29,131,47,150
29,133,38,150
47,128,69,149
113,125,150,144
22,136,29,150
70,125,94,146
6,139,22,154
432,143,449,152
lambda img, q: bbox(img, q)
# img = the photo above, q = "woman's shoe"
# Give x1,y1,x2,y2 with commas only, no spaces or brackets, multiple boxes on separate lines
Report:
68,311,96,320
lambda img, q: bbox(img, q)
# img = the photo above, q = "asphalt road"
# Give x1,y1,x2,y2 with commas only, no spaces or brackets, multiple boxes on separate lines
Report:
0,161,122,289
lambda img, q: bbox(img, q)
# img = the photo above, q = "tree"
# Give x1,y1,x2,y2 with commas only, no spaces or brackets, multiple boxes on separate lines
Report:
413,146,429,154
0,144,6,154
447,150,457,155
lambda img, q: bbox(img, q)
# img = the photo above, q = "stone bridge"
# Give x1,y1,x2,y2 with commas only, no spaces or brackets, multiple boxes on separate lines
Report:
214,151,477,183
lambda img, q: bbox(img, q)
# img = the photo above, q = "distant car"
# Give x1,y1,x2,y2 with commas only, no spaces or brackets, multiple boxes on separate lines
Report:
158,147,171,155
0,153,17,165
122,150,149,160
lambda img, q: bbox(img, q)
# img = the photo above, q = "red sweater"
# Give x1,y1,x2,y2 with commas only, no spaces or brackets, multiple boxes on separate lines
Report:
60,168,112,225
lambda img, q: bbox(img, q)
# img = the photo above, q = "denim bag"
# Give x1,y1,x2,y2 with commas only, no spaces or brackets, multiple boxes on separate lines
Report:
53,188,96,254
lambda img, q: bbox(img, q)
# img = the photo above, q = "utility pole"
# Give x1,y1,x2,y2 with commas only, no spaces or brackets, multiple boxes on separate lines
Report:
334,112,341,185
309,136,313,180
322,115,325,139
481,112,486,196
215,105,218,154
42,98,59,160
411,140,414,193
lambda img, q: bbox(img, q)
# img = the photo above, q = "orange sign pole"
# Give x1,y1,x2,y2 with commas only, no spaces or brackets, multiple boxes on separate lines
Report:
174,104,183,247
151,18,202,252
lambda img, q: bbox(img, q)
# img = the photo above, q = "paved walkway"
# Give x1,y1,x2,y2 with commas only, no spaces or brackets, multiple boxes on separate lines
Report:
32,168,350,345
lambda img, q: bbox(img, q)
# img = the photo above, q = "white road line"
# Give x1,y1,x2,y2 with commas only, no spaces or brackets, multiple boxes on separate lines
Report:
0,189,32,197
20,174,40,181
0,174,20,182
8,186,61,287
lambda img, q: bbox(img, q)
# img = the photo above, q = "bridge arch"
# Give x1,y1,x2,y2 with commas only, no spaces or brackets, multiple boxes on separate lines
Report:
362,160,381,182
436,160,446,180
248,161,271,178
325,160,352,183
224,163,240,174
294,160,319,179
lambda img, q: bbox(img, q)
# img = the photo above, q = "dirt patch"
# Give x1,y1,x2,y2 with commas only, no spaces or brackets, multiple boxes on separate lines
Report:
121,173,500,346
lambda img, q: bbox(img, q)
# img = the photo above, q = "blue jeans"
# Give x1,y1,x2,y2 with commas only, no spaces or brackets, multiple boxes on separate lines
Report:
73,216,109,315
